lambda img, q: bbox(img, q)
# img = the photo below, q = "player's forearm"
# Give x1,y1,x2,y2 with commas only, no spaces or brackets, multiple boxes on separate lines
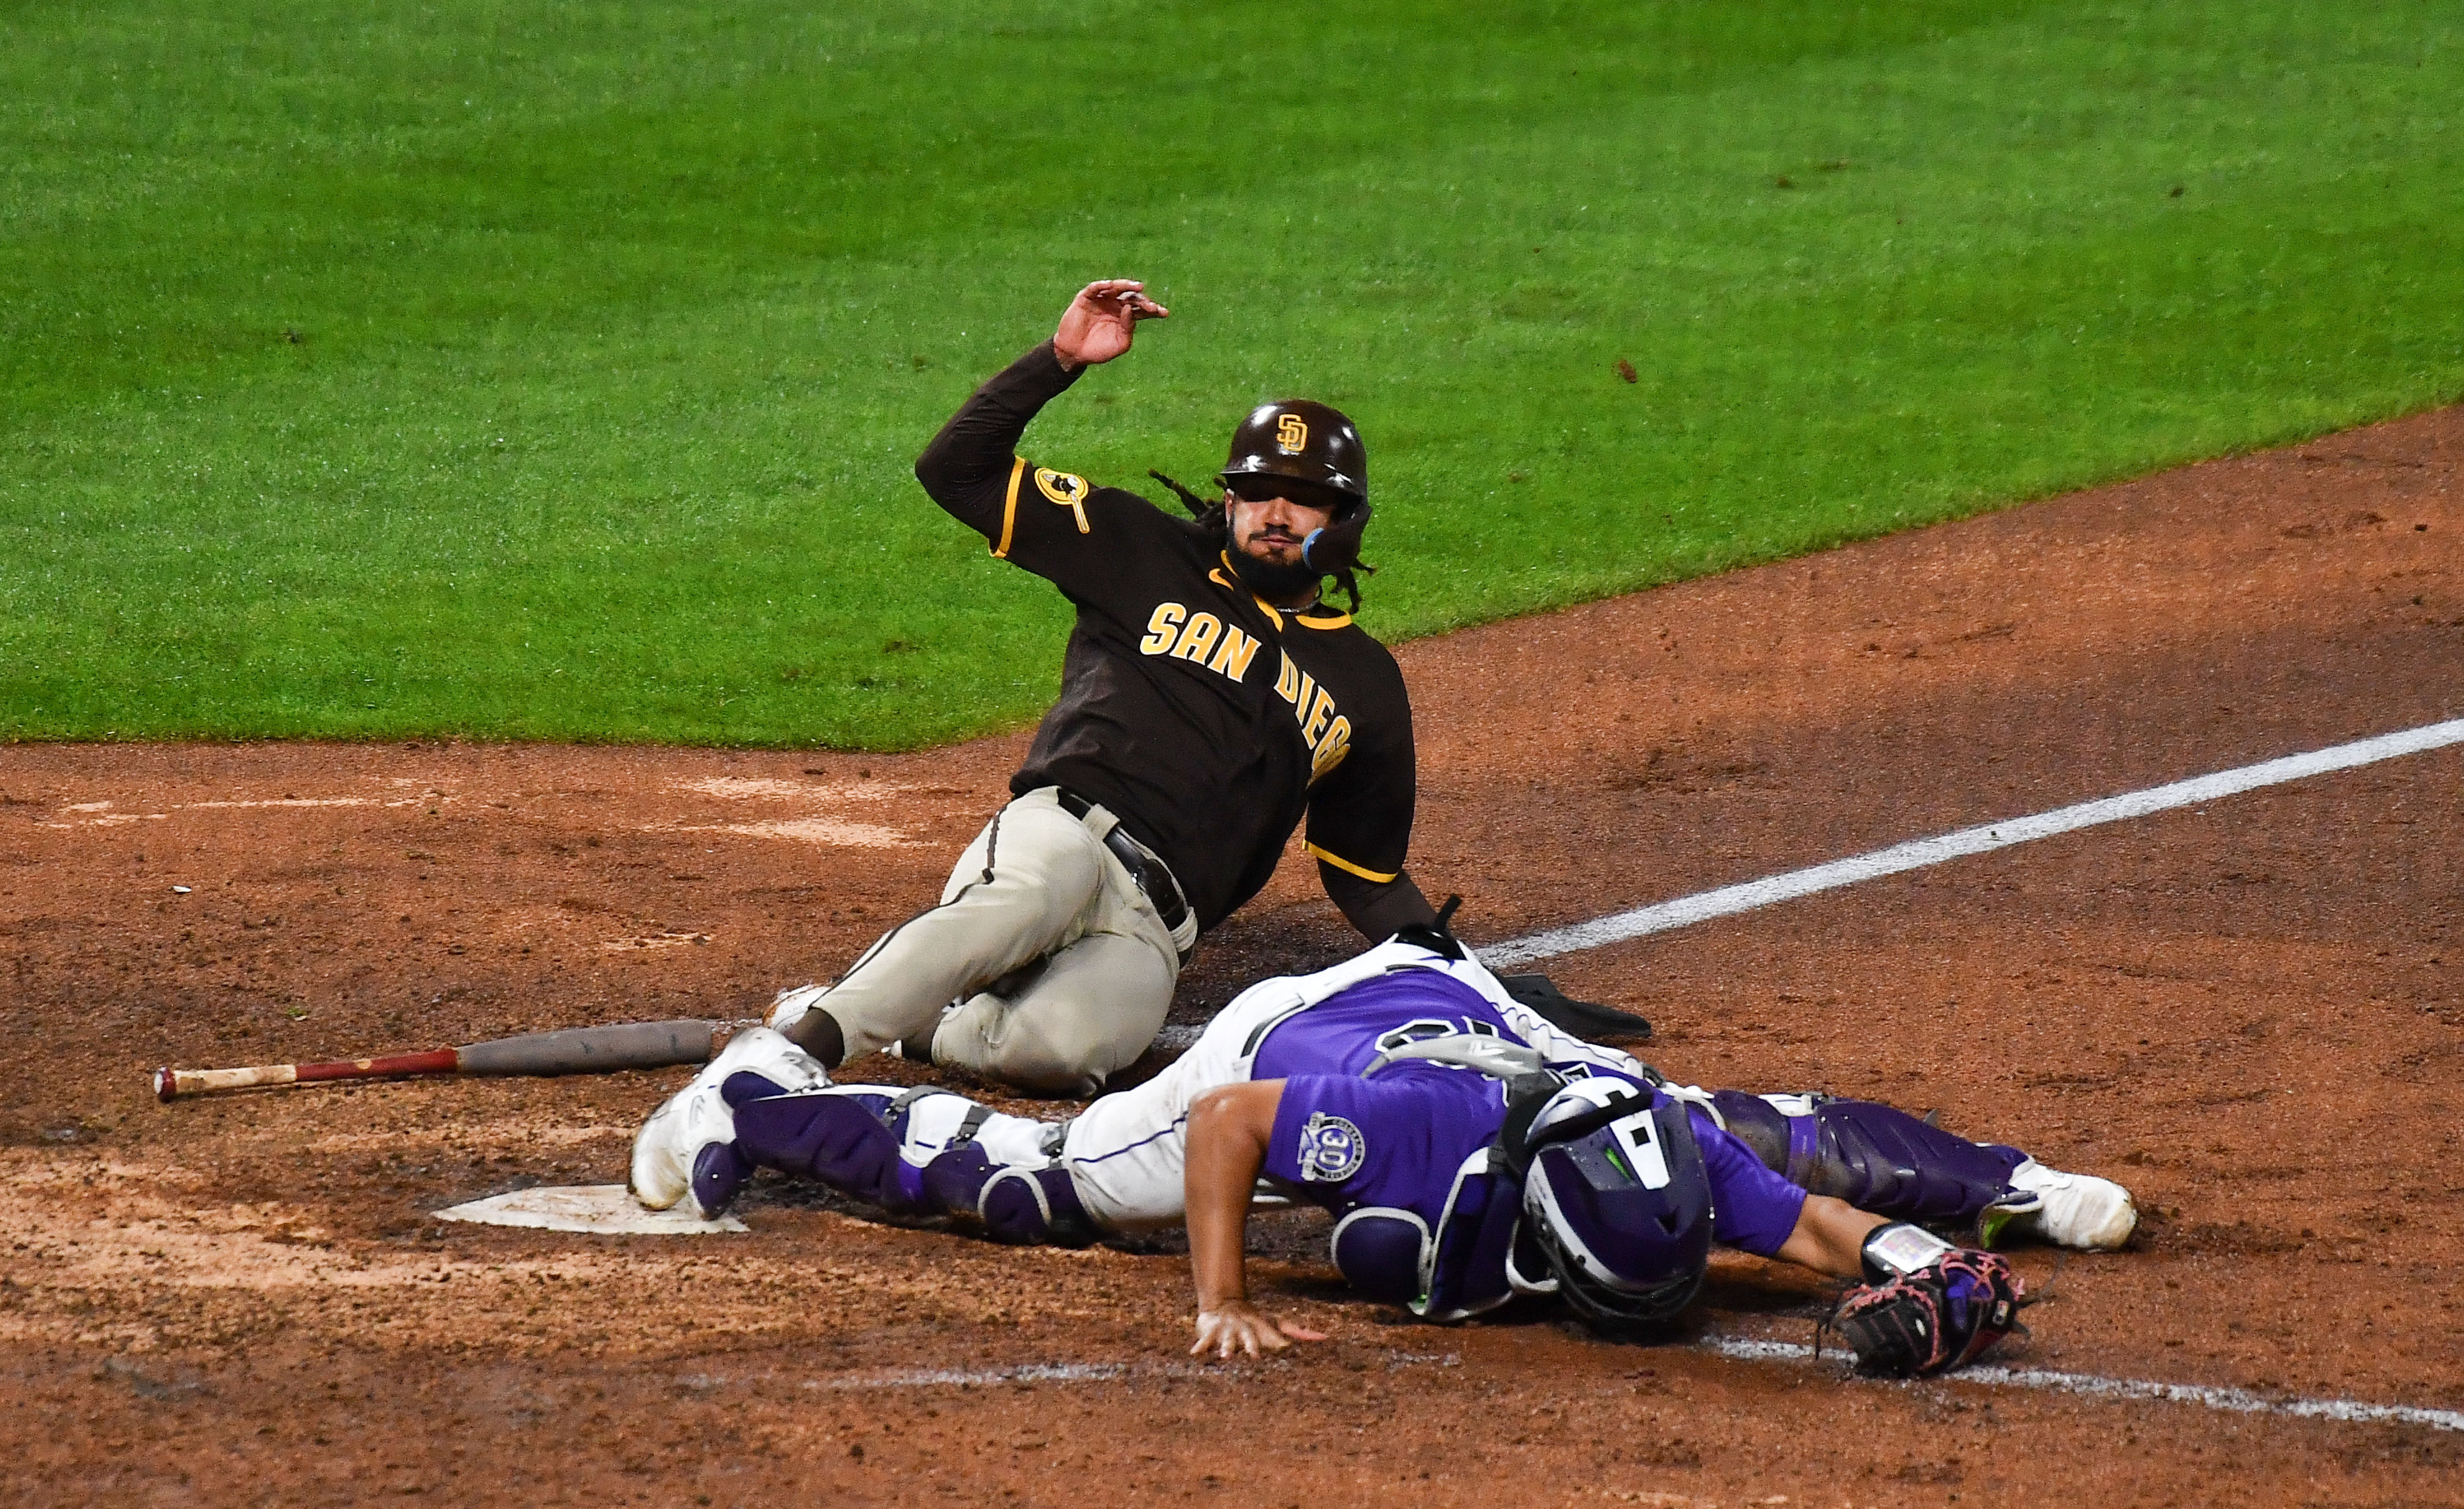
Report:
912,341,1083,526
1775,1194,1889,1279
1184,1082,1281,1310
1320,864,1437,941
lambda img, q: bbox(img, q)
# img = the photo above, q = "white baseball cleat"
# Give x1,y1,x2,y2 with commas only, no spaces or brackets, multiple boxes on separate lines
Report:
764,983,828,1035
630,1026,830,1219
1994,1159,2138,1250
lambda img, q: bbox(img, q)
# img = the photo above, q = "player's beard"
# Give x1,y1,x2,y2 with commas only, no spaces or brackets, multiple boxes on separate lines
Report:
1226,538,1323,603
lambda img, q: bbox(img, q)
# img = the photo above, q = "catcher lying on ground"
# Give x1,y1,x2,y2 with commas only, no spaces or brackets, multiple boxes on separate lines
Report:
633,932,2134,1375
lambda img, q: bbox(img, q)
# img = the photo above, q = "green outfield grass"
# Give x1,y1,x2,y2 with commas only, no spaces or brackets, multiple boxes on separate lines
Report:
4,1,2460,746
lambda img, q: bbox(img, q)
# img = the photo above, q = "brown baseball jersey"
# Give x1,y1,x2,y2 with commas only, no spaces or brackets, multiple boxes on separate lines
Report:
914,342,1432,938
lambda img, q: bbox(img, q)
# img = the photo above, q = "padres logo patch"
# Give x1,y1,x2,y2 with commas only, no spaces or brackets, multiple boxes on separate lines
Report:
1274,414,1309,453
1297,1112,1365,1182
1034,468,1088,504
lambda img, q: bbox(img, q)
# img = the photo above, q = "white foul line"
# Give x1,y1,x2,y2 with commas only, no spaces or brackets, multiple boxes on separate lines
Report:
774,1343,2464,1434
1704,1337,2464,1433
802,1352,1461,1390
1481,715,2464,969
816,1362,1134,1389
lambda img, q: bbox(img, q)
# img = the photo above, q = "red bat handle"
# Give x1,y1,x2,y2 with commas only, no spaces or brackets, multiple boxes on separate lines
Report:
293,1048,461,1083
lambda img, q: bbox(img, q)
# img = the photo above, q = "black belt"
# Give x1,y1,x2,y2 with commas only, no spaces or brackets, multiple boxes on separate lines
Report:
1055,789,1190,936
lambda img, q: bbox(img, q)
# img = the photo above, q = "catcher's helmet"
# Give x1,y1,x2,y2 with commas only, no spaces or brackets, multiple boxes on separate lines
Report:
1216,400,1372,575
1511,1077,1714,1327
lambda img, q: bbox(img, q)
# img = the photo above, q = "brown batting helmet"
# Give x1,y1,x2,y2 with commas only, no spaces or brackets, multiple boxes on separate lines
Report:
1216,399,1367,506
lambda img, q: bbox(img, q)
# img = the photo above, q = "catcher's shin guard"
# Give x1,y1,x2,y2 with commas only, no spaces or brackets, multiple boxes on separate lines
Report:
731,1087,928,1212
977,1163,1096,1247
731,1085,1093,1244
916,1119,1095,1248
1714,1091,2024,1229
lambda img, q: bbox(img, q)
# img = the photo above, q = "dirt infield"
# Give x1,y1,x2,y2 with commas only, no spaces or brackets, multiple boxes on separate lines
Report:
4,409,2460,1506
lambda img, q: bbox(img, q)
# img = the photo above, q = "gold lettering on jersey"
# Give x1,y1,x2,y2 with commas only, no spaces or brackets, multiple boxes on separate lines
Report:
1301,685,1337,744
1034,468,1091,533
1205,626,1261,681
1272,650,1354,779
1169,612,1223,664
1139,603,1260,689
1311,716,1351,780
1279,661,1318,715
1275,651,1304,704
1276,414,1308,452
1138,602,1186,655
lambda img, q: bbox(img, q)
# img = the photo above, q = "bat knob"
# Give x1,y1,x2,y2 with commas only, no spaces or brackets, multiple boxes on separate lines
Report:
153,1067,177,1103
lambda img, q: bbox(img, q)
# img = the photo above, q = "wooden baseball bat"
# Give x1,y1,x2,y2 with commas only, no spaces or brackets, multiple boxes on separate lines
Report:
152,1019,721,1102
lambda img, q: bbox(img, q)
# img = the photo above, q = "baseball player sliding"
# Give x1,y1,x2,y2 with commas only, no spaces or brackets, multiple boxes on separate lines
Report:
637,928,2135,1376
767,279,1436,1096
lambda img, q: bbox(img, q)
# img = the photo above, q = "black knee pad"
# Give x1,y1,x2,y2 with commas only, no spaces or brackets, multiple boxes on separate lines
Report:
1709,1089,1793,1175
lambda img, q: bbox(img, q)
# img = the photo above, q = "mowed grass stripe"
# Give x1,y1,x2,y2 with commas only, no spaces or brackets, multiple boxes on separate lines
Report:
3,2,2460,745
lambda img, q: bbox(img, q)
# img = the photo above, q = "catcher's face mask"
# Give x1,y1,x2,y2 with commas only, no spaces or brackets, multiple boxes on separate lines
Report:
1515,1078,1715,1327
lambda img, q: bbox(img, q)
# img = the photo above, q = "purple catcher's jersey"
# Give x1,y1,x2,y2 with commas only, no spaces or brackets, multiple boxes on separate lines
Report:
1252,968,1810,1265
1251,967,1527,1083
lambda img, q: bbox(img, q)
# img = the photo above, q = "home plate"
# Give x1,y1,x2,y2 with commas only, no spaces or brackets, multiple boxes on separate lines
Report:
435,1185,747,1235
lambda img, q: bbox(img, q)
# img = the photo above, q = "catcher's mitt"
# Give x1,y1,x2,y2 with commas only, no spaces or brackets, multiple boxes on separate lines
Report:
1824,1226,2025,1378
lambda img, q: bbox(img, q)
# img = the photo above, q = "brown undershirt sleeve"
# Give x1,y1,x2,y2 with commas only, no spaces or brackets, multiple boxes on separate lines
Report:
1318,862,1437,942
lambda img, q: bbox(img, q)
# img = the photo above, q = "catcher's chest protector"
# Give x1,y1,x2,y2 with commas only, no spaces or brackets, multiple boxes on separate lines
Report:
1329,1153,1521,1322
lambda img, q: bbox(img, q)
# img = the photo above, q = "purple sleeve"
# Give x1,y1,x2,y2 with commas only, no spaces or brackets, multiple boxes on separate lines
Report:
1690,1107,1808,1258
1266,1071,1494,1212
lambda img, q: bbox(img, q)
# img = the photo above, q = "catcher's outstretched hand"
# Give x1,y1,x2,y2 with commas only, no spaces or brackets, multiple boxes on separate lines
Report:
1055,279,1169,369
1191,1300,1326,1361
1827,1246,2024,1378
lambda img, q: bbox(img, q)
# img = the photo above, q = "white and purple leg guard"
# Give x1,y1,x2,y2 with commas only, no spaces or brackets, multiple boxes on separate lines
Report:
731,1085,1095,1246
1710,1089,2028,1231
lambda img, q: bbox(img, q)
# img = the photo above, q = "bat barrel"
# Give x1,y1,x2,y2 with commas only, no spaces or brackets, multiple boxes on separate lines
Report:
452,1019,714,1075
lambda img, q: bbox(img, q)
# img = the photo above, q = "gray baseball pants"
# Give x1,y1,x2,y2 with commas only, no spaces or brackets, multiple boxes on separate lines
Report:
770,785,1195,1097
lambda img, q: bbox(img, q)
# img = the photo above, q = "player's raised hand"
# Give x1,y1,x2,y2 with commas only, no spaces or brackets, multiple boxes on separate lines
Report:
1054,278,1169,370
1191,1300,1327,1361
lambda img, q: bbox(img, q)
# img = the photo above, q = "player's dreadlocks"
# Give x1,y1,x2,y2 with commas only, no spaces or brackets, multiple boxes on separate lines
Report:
1149,470,1373,614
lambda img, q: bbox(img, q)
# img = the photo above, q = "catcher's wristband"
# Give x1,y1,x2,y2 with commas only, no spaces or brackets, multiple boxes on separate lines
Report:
1859,1221,1955,1284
